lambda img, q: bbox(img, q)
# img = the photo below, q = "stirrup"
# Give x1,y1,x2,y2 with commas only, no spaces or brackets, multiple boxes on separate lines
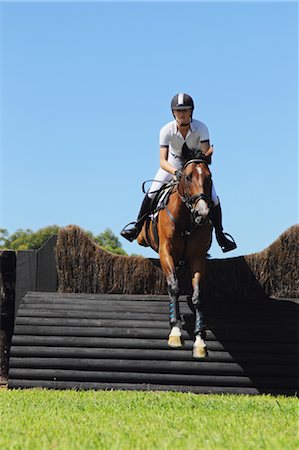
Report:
219,232,237,253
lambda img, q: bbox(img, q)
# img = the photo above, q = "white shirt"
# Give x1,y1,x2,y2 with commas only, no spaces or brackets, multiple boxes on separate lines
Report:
159,119,210,169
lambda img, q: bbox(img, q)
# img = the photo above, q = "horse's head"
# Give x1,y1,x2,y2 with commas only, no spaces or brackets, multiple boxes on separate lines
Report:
178,158,213,225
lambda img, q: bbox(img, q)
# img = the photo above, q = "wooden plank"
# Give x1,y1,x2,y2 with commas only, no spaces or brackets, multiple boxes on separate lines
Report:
12,324,298,343
36,236,58,292
16,308,295,327
15,251,37,317
9,357,298,378
9,346,298,365
8,368,298,388
14,316,299,334
0,251,17,379
26,291,170,302
15,317,168,329
10,335,299,354
17,309,171,321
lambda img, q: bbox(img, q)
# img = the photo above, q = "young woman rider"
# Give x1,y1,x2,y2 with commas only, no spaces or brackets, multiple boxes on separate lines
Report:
121,93,237,253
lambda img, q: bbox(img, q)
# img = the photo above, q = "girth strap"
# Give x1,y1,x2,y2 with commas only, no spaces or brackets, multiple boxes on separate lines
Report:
165,205,177,225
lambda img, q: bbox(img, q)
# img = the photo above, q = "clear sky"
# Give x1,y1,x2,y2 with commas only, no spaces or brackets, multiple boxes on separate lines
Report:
1,1,298,259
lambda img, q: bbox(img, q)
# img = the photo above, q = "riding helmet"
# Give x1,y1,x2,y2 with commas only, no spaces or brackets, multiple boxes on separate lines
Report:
171,93,194,111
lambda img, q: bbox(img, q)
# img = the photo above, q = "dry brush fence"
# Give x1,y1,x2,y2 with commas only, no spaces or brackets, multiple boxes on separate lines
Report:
56,224,299,299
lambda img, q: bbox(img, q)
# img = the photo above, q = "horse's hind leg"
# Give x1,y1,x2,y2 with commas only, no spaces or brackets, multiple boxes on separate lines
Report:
190,267,207,359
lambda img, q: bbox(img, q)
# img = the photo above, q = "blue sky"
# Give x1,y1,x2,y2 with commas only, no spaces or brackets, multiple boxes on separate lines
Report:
1,1,298,259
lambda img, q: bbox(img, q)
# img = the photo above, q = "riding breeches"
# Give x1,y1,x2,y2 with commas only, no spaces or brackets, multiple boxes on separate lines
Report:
147,167,219,206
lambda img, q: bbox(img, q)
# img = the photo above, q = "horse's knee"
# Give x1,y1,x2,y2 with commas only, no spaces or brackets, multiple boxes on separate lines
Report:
167,275,180,298
168,284,180,299
191,291,201,307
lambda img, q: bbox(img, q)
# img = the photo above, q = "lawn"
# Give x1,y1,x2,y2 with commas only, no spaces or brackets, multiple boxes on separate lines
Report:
0,389,298,450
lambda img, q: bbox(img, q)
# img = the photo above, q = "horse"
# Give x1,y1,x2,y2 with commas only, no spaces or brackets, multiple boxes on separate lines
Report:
137,156,213,358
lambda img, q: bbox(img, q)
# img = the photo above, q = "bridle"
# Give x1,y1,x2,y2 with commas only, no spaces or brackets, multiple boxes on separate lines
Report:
177,159,213,213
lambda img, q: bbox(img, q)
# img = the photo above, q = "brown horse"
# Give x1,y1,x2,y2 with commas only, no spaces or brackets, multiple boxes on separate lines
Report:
137,157,213,358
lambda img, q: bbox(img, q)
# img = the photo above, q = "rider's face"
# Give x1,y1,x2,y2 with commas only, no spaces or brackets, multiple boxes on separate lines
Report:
173,109,192,125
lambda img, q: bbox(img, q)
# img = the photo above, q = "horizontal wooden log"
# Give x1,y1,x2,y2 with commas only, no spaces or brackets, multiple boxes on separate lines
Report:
23,295,170,306
20,302,173,315
17,310,296,329
27,291,285,306
8,368,298,388
23,296,298,312
26,292,170,302
9,357,297,378
23,292,299,310
15,316,298,335
11,335,299,354
9,379,297,396
9,346,298,365
16,317,168,329
17,309,169,321
13,324,298,343
18,305,296,325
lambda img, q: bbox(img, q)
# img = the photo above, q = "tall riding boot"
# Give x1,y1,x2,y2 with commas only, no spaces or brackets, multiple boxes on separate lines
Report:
120,195,152,242
211,202,237,253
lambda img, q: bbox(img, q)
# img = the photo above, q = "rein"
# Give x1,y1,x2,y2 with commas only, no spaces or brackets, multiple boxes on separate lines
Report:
142,179,179,195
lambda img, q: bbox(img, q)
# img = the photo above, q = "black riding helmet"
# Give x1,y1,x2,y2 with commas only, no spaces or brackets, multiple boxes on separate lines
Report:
171,93,194,121
171,93,194,110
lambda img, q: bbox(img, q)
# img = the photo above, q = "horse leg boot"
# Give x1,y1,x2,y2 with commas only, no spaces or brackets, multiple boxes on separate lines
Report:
211,201,237,253
121,195,152,242
192,289,207,359
167,275,183,348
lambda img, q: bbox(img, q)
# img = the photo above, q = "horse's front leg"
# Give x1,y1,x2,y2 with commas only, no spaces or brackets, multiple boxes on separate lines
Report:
159,245,183,348
167,271,183,348
190,262,207,359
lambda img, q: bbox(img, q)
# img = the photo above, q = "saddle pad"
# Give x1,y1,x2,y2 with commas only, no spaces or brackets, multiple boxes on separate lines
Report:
150,184,172,220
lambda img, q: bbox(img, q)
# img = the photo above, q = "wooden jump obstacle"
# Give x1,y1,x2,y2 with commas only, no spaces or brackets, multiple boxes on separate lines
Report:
8,291,298,395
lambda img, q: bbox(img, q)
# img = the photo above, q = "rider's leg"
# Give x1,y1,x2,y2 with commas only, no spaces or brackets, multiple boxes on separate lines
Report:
211,183,237,253
120,195,152,242
120,168,172,242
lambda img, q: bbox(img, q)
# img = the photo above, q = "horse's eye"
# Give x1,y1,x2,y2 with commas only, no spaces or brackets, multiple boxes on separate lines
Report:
185,174,192,183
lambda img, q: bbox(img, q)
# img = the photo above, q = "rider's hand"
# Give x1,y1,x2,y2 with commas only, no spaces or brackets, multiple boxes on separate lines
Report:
173,169,182,181
205,146,214,157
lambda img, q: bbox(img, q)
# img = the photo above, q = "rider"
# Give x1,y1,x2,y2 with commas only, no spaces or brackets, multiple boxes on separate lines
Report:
121,93,237,253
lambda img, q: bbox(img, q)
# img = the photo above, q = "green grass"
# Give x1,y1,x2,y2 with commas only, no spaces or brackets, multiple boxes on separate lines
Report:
0,389,298,450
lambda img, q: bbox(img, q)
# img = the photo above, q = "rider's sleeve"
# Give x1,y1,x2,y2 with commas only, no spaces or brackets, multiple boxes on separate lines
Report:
159,123,171,147
199,122,210,142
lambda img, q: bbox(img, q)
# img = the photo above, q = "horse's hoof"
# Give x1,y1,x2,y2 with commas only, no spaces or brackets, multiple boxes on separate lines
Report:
168,335,183,348
193,345,207,359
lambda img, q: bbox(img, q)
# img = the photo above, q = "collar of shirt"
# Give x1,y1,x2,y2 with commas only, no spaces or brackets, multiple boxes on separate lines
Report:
174,121,194,140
